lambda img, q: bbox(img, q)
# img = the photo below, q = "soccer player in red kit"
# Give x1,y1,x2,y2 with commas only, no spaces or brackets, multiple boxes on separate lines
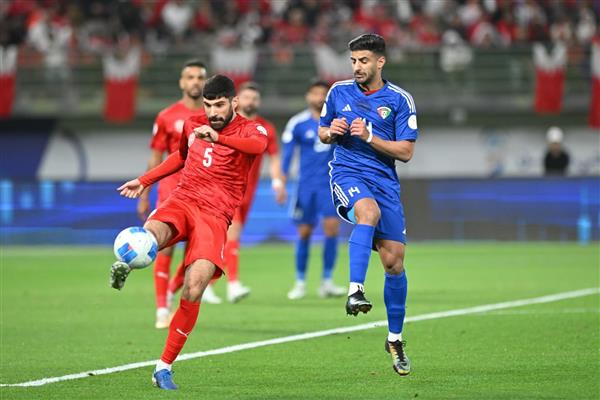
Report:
137,59,207,329
167,82,286,303
110,75,268,390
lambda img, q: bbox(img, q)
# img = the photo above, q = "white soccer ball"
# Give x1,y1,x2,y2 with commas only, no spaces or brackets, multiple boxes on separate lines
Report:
113,227,158,269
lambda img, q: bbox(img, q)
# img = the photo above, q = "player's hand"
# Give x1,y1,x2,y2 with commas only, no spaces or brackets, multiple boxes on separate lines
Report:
273,185,287,205
137,196,150,221
117,179,145,199
194,125,219,143
350,118,369,141
330,117,349,136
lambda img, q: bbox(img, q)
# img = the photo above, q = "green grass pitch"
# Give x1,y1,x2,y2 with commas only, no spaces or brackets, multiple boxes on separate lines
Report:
1,243,598,399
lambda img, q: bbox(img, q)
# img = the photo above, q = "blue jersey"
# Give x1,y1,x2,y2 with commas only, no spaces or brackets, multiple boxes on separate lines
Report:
319,79,418,192
282,109,335,189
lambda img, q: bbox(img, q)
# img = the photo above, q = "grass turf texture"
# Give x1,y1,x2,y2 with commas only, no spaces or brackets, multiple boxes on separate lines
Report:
1,243,598,399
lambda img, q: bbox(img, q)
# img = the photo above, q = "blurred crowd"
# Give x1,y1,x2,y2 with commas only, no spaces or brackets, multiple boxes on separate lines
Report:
1,0,598,56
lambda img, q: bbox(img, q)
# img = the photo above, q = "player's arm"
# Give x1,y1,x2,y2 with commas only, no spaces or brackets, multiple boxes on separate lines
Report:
118,125,190,198
318,85,347,144
349,118,415,162
269,152,286,204
194,124,268,154
118,151,186,198
281,122,296,182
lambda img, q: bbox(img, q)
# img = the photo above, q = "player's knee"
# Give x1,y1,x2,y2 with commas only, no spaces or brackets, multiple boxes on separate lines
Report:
381,253,404,275
181,282,203,302
298,225,313,240
355,205,381,225
322,219,339,236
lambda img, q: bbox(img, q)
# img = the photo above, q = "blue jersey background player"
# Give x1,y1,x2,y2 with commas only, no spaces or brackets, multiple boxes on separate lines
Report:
281,79,345,300
318,33,417,376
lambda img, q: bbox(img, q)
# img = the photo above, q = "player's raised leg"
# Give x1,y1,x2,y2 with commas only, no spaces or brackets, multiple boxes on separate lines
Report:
153,259,216,390
318,217,345,298
345,197,380,315
376,238,410,376
110,220,174,290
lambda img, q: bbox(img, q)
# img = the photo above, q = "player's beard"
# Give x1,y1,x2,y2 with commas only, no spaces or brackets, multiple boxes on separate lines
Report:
209,108,234,130
241,105,257,117
186,87,202,100
354,68,374,87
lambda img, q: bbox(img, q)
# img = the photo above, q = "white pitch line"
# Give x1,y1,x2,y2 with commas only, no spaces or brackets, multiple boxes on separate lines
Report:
2,287,598,388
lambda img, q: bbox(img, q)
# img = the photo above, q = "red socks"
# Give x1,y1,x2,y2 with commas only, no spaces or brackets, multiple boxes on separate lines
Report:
160,298,200,364
224,240,240,282
154,254,171,308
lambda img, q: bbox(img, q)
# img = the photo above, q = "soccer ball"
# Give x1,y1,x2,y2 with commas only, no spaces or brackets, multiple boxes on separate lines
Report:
113,227,158,269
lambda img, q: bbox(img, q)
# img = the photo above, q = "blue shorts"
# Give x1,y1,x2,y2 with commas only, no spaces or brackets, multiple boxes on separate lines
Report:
330,173,406,244
290,184,338,226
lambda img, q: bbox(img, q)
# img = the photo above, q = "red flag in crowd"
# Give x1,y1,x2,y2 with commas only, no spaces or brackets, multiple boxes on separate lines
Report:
211,47,257,89
533,42,567,114
589,37,600,129
0,46,18,118
103,47,141,123
313,45,352,84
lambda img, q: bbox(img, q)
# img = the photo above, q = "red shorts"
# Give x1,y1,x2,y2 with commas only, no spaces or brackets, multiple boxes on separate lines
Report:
156,173,180,208
148,196,228,278
233,180,259,224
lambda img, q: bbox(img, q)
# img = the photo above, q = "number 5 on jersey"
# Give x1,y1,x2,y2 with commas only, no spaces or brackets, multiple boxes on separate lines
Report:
203,148,213,167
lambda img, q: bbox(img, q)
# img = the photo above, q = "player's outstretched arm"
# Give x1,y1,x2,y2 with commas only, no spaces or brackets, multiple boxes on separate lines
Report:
137,151,185,189
118,179,145,199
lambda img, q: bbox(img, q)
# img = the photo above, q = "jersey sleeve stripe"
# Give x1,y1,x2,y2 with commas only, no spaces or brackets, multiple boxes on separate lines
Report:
388,84,416,113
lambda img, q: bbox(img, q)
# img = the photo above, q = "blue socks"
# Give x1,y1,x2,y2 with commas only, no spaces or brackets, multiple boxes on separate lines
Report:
348,224,375,284
295,238,310,281
322,236,337,280
384,271,408,335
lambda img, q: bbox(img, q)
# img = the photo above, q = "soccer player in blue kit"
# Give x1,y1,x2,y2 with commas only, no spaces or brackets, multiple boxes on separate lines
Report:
318,33,417,376
281,79,346,300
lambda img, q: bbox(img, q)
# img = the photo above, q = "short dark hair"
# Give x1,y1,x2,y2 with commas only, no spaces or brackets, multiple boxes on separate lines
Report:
202,74,236,100
238,81,261,94
307,78,329,92
182,59,207,71
348,33,386,56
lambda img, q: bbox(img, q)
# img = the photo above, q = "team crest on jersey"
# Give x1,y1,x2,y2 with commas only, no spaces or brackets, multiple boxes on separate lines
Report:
257,125,268,136
377,106,392,119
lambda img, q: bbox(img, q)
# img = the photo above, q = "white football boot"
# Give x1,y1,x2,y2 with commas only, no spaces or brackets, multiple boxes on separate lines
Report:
201,285,222,304
287,281,306,300
227,281,251,303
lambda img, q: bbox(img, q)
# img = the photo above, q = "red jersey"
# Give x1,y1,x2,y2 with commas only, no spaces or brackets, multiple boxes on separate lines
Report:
150,101,205,202
171,114,268,223
246,115,279,189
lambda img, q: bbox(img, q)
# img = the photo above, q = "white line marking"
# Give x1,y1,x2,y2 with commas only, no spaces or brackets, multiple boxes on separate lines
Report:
2,287,598,388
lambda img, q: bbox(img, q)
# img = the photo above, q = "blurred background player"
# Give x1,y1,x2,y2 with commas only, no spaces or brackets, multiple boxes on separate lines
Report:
113,74,269,389
137,59,207,328
544,126,570,176
281,79,345,300
167,81,286,304
319,33,417,376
